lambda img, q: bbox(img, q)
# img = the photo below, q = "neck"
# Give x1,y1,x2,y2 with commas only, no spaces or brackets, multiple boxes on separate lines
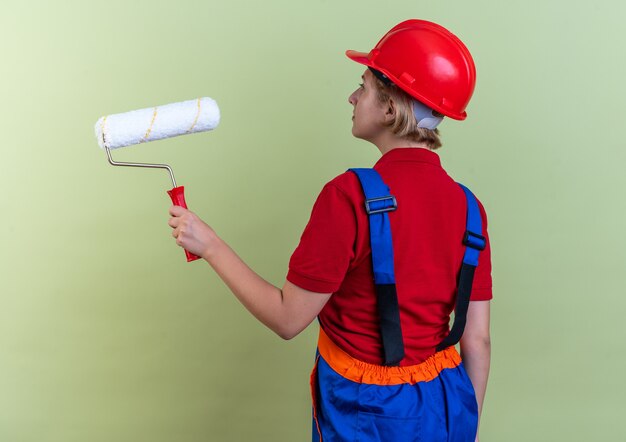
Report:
373,133,431,155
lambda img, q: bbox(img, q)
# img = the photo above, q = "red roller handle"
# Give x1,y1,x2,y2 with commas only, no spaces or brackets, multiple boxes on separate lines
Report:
167,186,201,262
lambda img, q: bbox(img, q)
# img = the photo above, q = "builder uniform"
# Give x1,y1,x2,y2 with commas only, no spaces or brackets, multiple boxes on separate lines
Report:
287,20,492,442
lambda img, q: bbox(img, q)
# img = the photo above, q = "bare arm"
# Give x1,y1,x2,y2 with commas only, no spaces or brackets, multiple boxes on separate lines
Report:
459,300,491,437
168,206,331,339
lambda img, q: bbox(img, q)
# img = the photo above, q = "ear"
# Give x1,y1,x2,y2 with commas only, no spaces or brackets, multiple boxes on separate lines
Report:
383,98,396,123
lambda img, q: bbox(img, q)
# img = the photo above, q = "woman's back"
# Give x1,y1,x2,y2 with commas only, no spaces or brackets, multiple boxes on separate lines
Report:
288,148,492,365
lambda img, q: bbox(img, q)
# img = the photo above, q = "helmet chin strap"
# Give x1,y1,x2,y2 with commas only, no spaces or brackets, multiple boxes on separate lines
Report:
413,100,443,130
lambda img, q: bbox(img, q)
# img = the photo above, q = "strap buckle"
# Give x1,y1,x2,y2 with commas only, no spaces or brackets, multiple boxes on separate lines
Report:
365,196,397,215
463,230,486,251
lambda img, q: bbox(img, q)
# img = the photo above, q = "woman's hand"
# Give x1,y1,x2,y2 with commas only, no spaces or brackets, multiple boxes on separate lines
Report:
168,206,217,259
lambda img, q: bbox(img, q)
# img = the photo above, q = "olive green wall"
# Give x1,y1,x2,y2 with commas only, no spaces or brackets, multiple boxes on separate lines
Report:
1,1,624,440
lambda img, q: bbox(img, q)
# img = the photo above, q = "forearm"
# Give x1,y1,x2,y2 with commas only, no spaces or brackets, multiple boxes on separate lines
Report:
460,338,491,417
169,206,331,339
202,235,288,337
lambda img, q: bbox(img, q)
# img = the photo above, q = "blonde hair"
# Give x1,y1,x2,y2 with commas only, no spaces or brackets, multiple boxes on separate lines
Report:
373,77,443,150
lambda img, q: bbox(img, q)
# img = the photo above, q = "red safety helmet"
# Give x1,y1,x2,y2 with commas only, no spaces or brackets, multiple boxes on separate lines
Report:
346,19,476,120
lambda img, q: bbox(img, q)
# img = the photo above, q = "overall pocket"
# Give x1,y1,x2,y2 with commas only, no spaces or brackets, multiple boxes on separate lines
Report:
356,410,421,442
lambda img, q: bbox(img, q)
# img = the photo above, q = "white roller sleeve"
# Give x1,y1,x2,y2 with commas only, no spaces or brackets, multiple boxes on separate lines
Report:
95,97,220,149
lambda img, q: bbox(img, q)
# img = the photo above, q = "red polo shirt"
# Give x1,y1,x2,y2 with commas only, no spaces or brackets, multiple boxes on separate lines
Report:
287,148,492,366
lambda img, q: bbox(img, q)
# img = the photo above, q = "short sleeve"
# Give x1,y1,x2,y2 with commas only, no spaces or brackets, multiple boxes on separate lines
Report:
469,199,493,301
287,182,357,293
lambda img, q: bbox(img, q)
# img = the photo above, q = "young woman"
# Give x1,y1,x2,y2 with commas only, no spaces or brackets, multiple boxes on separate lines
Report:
169,19,491,442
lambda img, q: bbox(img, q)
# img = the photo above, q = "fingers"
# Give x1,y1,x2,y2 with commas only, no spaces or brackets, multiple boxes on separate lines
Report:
169,205,187,217
168,207,191,248
167,206,211,257
168,207,184,244
171,225,185,248
168,205,191,230
174,230,185,246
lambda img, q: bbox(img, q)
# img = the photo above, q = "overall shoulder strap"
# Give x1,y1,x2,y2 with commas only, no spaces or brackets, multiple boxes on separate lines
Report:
436,183,486,351
349,168,404,366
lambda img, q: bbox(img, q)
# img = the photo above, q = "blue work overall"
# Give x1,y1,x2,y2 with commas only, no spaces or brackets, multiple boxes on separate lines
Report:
311,168,486,442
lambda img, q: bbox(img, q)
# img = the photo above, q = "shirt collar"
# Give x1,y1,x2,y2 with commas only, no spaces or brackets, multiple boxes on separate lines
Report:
374,147,442,168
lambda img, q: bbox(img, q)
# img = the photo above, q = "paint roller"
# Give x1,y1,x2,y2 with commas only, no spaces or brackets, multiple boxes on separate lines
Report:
95,97,220,262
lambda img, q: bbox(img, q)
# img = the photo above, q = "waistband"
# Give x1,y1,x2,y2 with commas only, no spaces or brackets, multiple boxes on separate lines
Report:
317,328,462,386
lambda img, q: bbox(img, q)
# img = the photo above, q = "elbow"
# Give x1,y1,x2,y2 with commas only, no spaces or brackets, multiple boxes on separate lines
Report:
272,310,315,341
460,329,491,348
277,330,297,341
460,333,491,352
471,335,491,347
274,324,303,341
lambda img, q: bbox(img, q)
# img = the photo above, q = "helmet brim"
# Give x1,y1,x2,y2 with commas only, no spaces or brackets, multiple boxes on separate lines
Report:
345,50,372,67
